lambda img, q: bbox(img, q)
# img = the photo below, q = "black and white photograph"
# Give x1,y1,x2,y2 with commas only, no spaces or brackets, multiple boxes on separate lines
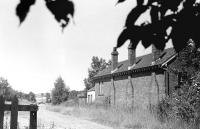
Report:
1,0,200,129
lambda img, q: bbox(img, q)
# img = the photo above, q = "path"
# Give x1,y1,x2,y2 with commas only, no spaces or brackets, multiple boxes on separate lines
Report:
16,104,113,129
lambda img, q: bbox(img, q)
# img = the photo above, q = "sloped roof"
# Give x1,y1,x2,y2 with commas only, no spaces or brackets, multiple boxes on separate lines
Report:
94,47,176,79
88,87,95,92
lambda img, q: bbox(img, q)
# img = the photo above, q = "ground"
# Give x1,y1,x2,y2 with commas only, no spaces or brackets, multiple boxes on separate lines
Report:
4,104,113,129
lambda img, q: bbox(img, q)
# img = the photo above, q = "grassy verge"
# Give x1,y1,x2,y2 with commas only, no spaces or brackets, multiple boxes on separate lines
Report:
45,102,194,129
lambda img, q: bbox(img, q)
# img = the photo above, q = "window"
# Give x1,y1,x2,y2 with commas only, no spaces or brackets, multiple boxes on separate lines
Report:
88,95,90,103
99,82,103,95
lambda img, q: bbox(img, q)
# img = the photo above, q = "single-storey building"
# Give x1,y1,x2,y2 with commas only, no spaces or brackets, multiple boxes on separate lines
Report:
92,44,184,110
87,87,95,104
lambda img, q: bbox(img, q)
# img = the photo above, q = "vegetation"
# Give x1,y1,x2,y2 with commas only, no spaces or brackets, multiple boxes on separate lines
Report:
28,92,36,103
51,76,70,105
84,56,111,90
45,92,51,103
68,90,78,100
16,0,74,30
0,77,36,102
117,0,200,52
0,77,15,101
155,43,200,129
46,103,194,129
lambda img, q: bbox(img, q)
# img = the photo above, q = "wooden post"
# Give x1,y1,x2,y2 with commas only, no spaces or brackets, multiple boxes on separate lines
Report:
29,111,37,129
10,95,18,129
0,96,5,129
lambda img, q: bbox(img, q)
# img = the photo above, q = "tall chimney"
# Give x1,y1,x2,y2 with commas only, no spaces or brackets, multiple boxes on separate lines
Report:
111,47,118,71
128,43,136,69
152,44,161,62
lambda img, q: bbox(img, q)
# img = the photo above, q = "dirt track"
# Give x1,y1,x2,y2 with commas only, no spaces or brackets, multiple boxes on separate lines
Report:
17,104,113,129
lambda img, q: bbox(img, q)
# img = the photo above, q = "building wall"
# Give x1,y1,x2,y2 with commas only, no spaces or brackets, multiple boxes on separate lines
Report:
95,70,166,109
95,79,112,105
87,91,95,103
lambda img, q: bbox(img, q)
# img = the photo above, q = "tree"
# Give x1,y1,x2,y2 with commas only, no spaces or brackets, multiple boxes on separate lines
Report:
117,0,200,52
0,77,15,100
16,0,74,30
84,56,111,90
51,76,69,105
46,92,51,103
68,90,78,100
28,91,36,102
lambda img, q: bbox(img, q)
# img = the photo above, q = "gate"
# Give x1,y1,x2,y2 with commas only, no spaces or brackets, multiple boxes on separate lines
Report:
0,95,38,129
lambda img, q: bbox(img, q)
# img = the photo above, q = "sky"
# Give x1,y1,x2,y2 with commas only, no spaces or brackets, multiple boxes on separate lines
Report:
0,0,172,94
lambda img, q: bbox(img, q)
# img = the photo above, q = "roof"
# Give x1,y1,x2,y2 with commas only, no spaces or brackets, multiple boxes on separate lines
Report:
87,87,95,92
93,47,176,80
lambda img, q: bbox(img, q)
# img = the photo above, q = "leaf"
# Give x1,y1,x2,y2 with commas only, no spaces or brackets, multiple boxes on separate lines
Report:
137,0,144,6
171,25,189,52
116,0,127,4
150,6,159,23
160,0,182,12
45,0,74,29
117,26,140,48
16,0,36,24
117,28,130,48
125,5,148,27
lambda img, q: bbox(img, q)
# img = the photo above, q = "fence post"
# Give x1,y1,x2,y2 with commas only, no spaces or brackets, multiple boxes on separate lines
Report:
29,111,37,129
10,95,18,129
0,96,5,129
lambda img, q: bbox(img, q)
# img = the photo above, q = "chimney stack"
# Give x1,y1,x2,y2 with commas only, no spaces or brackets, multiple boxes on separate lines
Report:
152,44,161,62
111,47,119,71
128,43,136,69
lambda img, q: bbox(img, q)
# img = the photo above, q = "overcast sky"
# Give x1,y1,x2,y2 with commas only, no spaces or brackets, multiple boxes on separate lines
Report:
0,0,172,94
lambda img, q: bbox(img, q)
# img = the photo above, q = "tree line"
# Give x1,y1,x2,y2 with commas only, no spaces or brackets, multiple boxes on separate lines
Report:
0,77,36,102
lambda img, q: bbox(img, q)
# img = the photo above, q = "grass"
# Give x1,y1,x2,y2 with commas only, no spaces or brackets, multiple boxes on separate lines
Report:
46,101,196,129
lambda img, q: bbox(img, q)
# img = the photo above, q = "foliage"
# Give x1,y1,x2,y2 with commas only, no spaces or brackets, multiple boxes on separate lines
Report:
0,77,15,101
52,76,70,105
16,0,74,30
157,45,200,128
46,92,51,103
117,0,200,52
84,56,111,90
68,90,78,100
28,91,36,102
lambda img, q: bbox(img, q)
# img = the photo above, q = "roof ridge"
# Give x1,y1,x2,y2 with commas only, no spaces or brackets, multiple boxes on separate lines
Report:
93,47,175,79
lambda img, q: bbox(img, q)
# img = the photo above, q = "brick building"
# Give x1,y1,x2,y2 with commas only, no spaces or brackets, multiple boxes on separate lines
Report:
92,44,181,110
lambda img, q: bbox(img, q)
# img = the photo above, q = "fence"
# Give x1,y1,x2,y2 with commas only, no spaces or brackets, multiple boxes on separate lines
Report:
0,95,38,129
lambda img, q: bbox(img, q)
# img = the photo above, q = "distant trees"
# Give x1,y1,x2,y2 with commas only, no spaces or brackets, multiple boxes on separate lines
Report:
52,77,70,105
46,92,51,103
0,77,15,100
0,77,36,102
84,56,111,90
68,90,78,100
28,92,36,102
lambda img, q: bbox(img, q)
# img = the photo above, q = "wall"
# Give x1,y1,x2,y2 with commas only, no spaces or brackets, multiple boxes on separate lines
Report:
95,70,166,110
95,78,112,105
87,91,95,103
